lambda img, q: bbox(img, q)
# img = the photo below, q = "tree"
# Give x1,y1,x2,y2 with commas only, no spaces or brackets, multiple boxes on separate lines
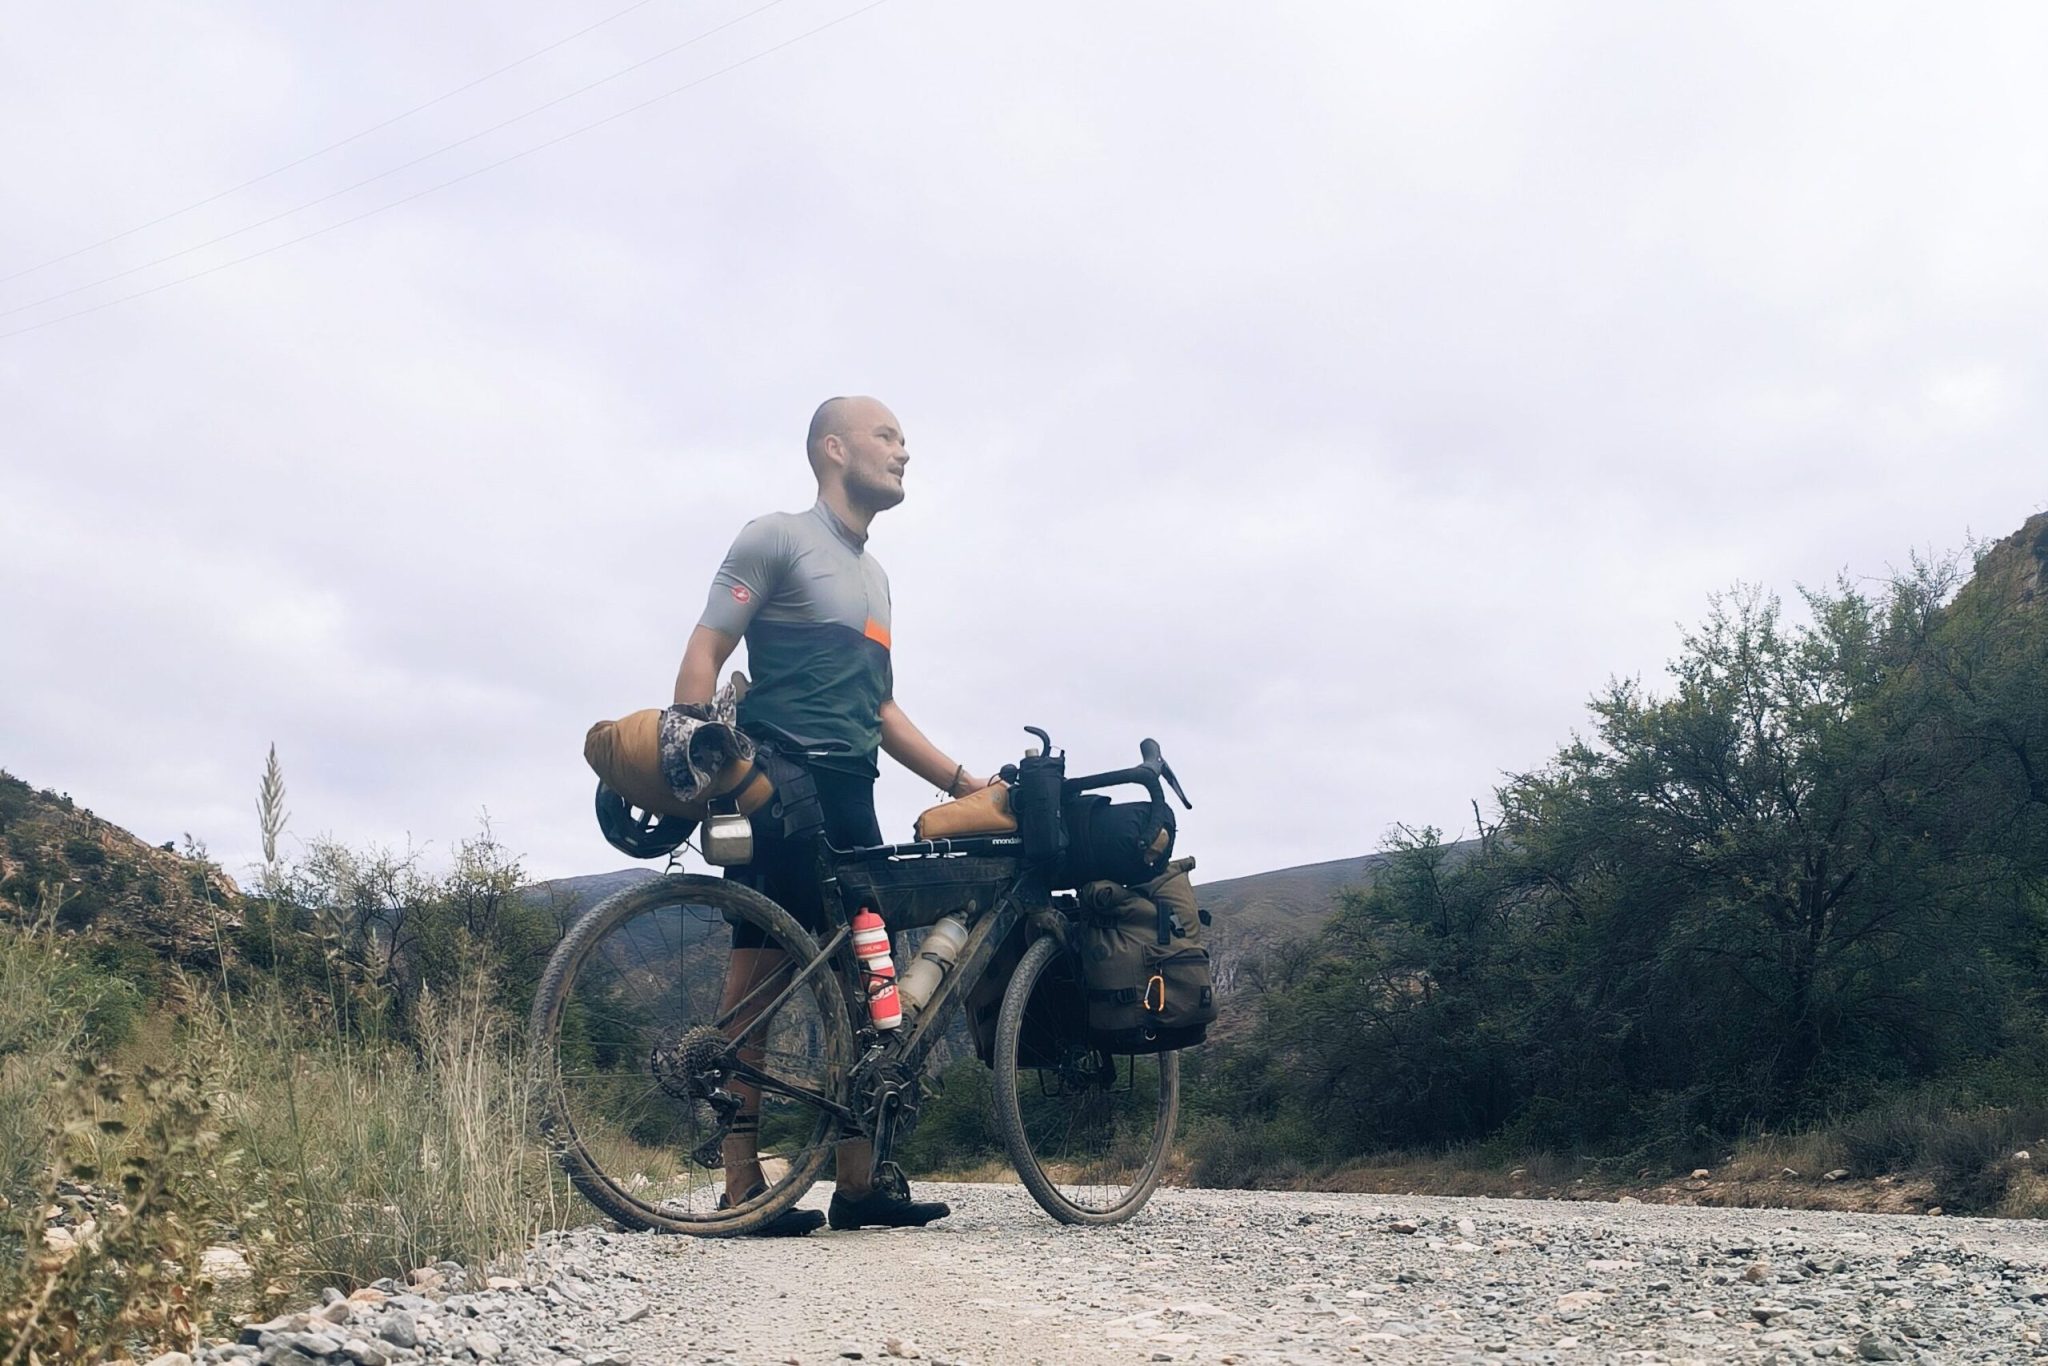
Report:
1228,526,2048,1161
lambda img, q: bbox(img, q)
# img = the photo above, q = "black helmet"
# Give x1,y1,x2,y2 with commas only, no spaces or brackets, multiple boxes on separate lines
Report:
594,782,694,860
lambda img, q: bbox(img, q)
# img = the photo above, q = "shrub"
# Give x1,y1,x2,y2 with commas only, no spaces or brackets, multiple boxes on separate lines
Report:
0,927,211,1364
186,975,563,1295
1183,1109,1324,1190
1831,1088,2048,1212
895,1058,1002,1175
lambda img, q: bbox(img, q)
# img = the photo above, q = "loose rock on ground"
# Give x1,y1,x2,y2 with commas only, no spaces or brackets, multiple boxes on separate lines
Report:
185,1184,2048,1364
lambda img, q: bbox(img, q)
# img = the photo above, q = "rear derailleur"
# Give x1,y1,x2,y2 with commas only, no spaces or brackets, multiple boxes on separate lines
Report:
650,1024,743,1169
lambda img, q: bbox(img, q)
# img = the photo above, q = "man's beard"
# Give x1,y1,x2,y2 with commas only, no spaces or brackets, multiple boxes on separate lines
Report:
849,468,906,512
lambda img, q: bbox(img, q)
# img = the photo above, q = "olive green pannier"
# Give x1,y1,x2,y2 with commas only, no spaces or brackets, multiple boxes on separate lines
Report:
1074,857,1215,1053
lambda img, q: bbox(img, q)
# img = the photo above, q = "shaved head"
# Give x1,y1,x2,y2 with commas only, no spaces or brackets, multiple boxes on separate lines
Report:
805,395,908,516
807,396,865,473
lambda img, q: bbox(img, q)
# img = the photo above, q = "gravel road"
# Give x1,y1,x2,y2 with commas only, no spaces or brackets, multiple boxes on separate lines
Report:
200,1183,2048,1366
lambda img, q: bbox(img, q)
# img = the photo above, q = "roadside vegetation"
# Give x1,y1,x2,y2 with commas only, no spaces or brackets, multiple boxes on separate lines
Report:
1174,518,2048,1212
0,763,564,1362
909,518,2048,1219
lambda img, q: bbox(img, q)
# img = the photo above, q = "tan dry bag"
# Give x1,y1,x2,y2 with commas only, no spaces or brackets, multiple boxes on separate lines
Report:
583,708,773,819
913,781,1019,841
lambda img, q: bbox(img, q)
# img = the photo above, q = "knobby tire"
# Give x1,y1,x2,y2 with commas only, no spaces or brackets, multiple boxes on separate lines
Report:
992,932,1180,1225
529,873,854,1236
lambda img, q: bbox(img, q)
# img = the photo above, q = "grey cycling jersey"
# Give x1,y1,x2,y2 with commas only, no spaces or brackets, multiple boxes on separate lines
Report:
698,500,893,777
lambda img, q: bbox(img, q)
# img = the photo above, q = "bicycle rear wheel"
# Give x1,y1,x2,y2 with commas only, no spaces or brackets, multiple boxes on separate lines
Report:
992,932,1180,1224
529,873,853,1235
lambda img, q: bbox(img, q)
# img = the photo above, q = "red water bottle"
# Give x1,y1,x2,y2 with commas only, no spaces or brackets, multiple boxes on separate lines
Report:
851,907,902,1030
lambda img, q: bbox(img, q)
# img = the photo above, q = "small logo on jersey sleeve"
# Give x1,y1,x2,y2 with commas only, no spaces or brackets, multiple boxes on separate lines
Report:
731,584,753,605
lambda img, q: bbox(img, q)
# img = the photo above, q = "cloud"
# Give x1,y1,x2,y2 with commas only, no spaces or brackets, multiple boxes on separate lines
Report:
4,0,2044,884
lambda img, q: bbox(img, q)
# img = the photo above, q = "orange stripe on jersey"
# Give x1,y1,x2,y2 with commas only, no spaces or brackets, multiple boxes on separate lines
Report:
864,618,892,650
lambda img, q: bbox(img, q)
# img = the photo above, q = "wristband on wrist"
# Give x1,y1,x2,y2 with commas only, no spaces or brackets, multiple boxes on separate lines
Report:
948,763,965,797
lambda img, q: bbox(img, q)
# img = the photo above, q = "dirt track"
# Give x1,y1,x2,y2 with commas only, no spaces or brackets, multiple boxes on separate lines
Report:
210,1182,2048,1365
553,1182,2048,1364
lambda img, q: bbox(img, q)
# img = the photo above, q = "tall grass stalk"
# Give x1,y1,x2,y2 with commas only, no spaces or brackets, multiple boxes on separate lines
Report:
194,976,562,1294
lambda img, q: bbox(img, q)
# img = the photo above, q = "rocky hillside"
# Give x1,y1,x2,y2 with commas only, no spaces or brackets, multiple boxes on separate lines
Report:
0,770,241,968
1970,508,2048,608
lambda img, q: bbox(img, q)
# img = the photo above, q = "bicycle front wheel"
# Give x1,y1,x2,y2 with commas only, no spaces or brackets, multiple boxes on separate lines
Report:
529,873,854,1235
992,932,1180,1224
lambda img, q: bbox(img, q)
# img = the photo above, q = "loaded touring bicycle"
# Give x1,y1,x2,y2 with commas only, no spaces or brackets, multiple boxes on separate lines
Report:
529,728,1215,1234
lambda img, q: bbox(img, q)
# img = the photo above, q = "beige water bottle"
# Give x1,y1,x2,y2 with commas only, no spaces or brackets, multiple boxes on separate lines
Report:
897,916,971,1011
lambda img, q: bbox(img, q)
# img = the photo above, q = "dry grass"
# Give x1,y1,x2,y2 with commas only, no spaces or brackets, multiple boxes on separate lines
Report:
0,918,569,1359
1998,1167,2048,1219
0,925,213,1363
915,1157,1020,1184
1302,1146,1587,1199
188,976,566,1297
1720,1130,1849,1185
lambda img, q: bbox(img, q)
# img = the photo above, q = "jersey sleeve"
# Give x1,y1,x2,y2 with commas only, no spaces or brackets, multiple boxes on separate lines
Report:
697,517,787,636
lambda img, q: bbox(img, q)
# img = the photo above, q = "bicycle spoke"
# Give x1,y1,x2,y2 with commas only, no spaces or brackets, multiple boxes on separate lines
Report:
996,934,1178,1224
715,926,849,1038
532,875,851,1234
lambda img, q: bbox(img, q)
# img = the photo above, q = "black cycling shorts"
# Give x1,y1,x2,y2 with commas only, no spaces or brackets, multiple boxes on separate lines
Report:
725,763,881,950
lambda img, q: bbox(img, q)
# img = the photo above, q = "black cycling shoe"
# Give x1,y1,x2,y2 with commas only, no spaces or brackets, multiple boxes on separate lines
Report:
719,1182,825,1237
827,1163,951,1230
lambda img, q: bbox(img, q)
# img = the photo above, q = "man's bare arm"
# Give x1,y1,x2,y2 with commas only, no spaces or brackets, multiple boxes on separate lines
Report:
674,625,740,706
879,699,987,796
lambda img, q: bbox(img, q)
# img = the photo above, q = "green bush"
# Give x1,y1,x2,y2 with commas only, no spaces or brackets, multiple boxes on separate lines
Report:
896,1058,1002,1175
1221,541,2048,1177
1183,1108,1326,1190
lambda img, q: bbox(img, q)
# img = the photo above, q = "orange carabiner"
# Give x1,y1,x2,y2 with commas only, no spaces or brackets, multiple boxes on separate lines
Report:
1143,973,1167,1014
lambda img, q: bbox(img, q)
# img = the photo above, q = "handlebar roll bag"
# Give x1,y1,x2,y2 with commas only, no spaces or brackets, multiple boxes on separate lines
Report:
584,707,773,819
1058,795,1175,888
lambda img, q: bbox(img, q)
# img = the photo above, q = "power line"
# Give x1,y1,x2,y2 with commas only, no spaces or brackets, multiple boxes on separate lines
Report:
0,0,892,343
0,0,795,322
1,0,672,286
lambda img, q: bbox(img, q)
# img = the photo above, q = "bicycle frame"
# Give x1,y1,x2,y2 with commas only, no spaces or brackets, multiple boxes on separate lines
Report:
700,730,1191,1175
716,833,1061,1162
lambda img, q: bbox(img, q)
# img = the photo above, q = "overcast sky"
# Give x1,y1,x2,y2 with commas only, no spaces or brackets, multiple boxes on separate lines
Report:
4,1,2044,888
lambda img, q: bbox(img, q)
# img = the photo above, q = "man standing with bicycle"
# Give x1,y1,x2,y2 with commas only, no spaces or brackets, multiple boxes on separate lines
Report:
673,396,987,1235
